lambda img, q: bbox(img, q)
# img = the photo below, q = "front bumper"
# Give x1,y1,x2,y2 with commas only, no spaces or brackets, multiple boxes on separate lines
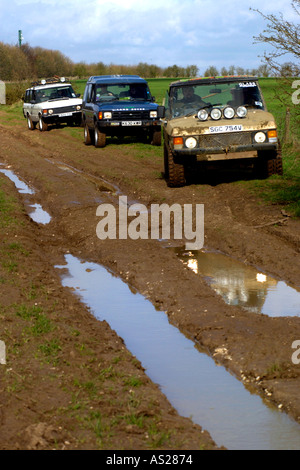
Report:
172,143,278,161
43,110,82,123
97,119,161,128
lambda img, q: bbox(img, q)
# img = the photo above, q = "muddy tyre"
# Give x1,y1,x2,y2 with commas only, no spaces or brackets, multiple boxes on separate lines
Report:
164,143,186,187
39,116,48,132
150,127,162,146
94,125,106,148
84,123,94,145
267,156,283,176
255,149,283,178
27,115,36,130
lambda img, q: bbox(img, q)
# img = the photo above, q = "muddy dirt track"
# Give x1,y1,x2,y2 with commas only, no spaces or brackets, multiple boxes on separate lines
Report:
0,114,300,450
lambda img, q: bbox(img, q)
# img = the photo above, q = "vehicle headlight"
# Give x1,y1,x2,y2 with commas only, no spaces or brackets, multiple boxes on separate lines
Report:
76,105,82,111
198,109,209,121
224,107,235,119
254,132,267,143
150,111,158,118
210,108,222,120
104,112,112,119
236,106,247,118
48,109,53,115
185,137,197,149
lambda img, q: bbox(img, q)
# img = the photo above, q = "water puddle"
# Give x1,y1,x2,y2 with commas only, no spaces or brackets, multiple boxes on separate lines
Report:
0,168,35,194
0,167,51,225
28,203,51,225
175,248,300,317
56,254,300,450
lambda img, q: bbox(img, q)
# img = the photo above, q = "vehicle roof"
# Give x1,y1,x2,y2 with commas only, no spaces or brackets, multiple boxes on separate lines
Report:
27,82,72,91
170,75,259,87
87,75,147,85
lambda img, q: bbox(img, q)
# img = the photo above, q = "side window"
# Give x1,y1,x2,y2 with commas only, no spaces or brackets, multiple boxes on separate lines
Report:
164,90,171,118
83,86,87,102
90,85,96,102
83,84,92,103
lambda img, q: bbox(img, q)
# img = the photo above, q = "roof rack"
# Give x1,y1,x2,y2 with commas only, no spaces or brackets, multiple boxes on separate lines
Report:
171,75,258,87
31,76,69,87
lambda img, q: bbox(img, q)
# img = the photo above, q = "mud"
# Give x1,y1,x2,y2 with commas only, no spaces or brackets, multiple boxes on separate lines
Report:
0,114,300,450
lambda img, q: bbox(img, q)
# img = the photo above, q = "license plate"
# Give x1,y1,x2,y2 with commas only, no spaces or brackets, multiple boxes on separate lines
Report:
58,112,73,117
209,125,243,133
121,121,142,126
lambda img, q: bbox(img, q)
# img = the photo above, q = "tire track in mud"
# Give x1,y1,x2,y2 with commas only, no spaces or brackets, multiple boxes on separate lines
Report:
1,122,300,429
0,129,219,450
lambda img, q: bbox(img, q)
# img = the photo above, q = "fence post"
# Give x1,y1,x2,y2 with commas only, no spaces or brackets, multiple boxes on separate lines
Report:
282,107,291,145
0,340,6,365
0,80,6,105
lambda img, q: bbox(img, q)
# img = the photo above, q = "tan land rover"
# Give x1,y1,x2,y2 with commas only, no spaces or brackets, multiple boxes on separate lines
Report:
163,76,282,187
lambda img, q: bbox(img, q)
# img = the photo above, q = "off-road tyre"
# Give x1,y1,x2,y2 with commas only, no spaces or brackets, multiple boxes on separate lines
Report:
150,127,162,146
84,123,94,145
164,143,186,187
94,125,106,148
39,116,48,132
255,148,283,178
267,156,283,176
27,115,36,130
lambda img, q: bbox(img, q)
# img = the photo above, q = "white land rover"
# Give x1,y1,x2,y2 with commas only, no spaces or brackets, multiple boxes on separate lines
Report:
23,77,82,131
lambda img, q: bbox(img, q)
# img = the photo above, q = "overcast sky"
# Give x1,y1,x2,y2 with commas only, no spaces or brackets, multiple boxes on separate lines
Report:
0,0,297,73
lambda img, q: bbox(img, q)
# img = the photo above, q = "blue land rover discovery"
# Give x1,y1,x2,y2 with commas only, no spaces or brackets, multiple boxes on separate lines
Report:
82,75,164,147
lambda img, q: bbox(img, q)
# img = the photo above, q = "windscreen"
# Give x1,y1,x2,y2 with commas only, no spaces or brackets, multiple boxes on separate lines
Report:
95,83,151,101
168,80,264,118
35,86,76,102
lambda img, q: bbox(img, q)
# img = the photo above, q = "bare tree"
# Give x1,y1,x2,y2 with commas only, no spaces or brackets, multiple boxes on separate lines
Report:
251,0,300,75
251,1,300,150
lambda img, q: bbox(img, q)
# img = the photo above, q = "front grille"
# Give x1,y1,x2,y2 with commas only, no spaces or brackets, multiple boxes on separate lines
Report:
112,110,150,120
200,132,252,149
53,105,77,114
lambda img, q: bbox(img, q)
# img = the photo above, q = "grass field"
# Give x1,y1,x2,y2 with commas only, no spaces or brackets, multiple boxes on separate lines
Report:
256,78,300,216
1,77,299,216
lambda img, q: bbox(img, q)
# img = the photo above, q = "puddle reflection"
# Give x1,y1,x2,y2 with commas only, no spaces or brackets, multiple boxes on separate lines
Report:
176,249,300,317
56,254,300,450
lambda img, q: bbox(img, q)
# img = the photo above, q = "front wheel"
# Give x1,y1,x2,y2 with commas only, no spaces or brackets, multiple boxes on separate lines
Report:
94,125,106,148
39,115,48,132
255,148,283,178
164,143,186,187
150,127,162,146
27,115,36,130
84,123,93,145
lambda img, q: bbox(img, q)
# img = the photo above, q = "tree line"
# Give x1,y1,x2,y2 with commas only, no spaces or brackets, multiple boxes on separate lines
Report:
0,41,297,83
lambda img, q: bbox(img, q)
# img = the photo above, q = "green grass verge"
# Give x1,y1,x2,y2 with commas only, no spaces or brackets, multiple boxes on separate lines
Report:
250,78,300,216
